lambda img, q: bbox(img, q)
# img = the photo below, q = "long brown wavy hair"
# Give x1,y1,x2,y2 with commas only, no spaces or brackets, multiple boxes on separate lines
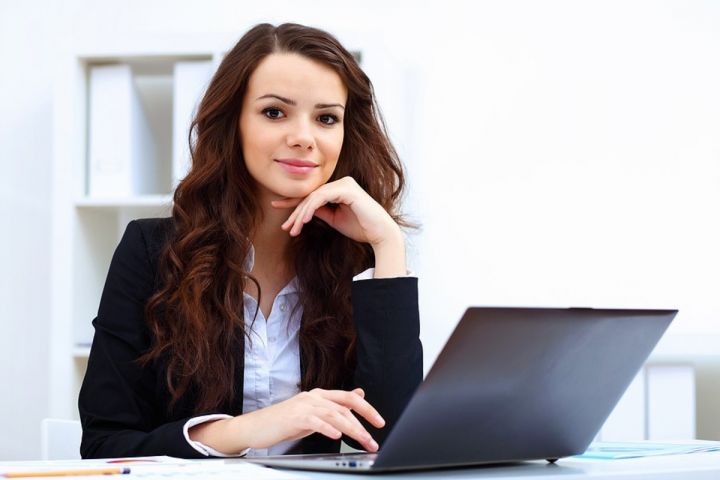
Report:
141,23,410,413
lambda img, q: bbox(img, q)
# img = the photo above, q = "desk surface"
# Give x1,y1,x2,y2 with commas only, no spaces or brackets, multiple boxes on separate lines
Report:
237,453,720,479
2,453,720,480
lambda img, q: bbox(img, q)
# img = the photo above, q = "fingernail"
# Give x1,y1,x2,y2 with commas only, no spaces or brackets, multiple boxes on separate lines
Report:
370,440,379,451
375,415,385,426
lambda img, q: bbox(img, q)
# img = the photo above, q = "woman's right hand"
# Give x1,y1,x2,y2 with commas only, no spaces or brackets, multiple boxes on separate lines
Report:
189,387,385,455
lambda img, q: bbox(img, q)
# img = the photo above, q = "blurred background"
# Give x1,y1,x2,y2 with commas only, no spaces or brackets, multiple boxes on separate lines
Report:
1,0,719,460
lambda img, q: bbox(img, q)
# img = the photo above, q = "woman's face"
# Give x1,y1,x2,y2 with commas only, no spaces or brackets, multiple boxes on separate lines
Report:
239,52,348,202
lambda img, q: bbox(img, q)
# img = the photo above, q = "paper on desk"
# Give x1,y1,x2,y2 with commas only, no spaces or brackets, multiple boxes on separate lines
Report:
124,462,305,480
577,441,720,460
0,458,303,479
0,456,193,471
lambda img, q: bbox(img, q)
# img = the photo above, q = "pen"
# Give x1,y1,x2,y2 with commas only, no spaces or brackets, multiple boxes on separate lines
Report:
2,468,131,478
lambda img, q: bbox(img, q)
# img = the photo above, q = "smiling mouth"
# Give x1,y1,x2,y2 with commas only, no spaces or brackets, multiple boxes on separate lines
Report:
274,159,318,175
275,158,318,168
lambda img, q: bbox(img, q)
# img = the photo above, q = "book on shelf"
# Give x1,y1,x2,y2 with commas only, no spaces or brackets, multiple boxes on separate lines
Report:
87,64,158,198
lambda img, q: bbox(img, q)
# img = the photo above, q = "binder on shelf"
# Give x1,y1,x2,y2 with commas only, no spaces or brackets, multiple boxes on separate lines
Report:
172,61,214,188
647,364,696,440
87,64,157,197
597,364,696,441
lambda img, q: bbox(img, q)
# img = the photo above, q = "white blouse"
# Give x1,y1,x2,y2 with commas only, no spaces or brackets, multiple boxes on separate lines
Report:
183,246,376,457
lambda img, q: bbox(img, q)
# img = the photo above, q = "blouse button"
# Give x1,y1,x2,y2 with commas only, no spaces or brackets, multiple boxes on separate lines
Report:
279,302,288,312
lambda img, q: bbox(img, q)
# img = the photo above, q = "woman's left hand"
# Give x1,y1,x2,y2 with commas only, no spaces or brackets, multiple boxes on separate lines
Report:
272,176,407,278
271,176,401,248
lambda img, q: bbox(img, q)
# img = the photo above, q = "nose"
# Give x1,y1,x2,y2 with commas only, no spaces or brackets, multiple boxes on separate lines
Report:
286,118,315,151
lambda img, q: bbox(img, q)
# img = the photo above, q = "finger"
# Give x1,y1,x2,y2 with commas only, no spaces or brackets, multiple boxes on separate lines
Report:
307,392,368,435
306,415,342,440
314,405,378,452
290,201,307,235
325,405,369,441
281,211,297,231
297,193,325,228
320,390,385,428
282,208,299,231
282,199,308,232
290,194,319,234
288,182,346,235
291,197,316,236
336,405,379,452
307,390,377,448
293,192,335,235
302,194,325,223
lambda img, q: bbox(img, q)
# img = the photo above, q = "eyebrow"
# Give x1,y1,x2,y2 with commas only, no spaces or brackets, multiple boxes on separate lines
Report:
256,93,345,110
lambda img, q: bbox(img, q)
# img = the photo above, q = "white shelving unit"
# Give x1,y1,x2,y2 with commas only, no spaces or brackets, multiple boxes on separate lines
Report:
598,363,696,441
49,39,228,420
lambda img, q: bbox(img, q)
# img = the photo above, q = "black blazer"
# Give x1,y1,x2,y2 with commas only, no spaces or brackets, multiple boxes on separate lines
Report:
78,218,423,458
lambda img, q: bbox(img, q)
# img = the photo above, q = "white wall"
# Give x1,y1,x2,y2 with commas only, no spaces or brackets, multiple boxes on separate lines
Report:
1,0,719,460
0,2,59,461
414,0,720,362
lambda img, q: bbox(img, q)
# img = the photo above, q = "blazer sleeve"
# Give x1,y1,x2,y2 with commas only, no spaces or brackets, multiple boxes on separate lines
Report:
347,277,423,448
78,220,206,459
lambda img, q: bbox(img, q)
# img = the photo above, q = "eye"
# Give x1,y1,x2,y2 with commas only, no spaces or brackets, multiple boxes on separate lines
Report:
318,114,340,125
262,107,285,119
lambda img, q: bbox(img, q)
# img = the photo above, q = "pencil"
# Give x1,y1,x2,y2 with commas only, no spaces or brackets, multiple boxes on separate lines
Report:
2,467,131,478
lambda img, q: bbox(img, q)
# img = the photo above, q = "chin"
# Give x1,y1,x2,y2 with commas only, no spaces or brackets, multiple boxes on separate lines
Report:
273,180,322,199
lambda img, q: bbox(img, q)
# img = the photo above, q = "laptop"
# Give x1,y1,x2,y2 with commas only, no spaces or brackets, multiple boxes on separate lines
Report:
245,307,677,473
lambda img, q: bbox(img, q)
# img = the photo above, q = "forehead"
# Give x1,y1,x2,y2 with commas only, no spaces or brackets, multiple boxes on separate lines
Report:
245,52,347,103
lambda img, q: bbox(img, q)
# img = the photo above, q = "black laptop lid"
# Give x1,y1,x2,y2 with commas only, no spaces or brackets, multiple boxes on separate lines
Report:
374,307,676,469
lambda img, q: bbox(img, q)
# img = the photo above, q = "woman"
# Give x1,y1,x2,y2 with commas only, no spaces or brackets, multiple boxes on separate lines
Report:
79,22,422,459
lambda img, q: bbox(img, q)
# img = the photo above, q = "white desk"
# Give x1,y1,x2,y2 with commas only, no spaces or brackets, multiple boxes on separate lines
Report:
233,453,720,479
2,453,719,480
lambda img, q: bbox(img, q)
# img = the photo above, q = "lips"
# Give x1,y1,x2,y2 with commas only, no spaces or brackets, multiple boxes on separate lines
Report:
275,158,318,167
274,158,318,175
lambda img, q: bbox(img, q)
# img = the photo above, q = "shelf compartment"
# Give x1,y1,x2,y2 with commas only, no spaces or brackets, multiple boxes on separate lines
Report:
75,194,173,209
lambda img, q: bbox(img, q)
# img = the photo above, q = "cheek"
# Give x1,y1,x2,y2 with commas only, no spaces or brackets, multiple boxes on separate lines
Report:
242,122,275,161
320,131,344,176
